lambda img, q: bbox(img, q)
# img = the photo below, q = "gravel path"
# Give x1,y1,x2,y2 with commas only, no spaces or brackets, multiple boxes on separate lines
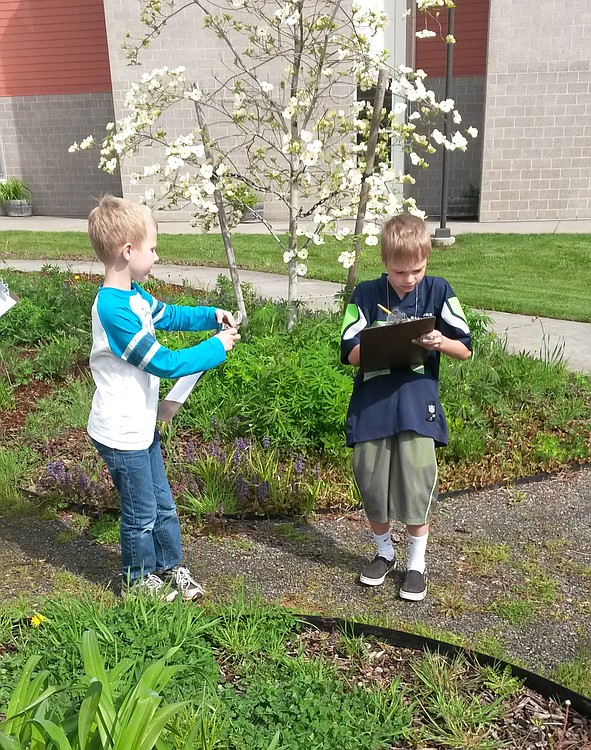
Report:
1,466,590,676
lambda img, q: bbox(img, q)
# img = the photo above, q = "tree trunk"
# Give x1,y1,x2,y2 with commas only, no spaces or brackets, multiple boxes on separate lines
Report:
193,99,248,334
343,68,389,307
287,174,299,331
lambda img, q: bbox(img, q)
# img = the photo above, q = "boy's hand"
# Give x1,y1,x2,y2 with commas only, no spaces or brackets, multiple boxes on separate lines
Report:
413,329,443,350
215,327,241,352
215,309,236,328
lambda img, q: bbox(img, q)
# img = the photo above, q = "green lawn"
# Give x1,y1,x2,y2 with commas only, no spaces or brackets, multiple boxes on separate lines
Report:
1,230,590,321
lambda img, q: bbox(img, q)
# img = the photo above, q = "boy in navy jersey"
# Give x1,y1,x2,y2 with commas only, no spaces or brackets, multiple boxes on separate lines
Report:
87,196,240,600
340,214,471,601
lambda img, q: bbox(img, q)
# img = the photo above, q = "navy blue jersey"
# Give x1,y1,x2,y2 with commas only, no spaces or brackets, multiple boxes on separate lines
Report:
341,274,471,447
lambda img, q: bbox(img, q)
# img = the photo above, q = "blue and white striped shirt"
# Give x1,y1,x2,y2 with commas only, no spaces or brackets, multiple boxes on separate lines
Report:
88,283,225,449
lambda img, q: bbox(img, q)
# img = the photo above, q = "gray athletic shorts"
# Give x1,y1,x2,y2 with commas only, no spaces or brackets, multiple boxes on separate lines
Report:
352,431,438,526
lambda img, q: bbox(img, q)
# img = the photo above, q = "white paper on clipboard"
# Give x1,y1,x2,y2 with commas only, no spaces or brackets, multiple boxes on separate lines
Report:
0,279,18,319
158,370,206,422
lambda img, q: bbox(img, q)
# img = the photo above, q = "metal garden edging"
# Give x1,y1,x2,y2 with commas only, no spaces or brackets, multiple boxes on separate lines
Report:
298,614,591,719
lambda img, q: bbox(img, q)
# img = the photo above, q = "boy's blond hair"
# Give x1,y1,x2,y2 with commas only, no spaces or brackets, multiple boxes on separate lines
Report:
88,195,157,264
380,213,431,265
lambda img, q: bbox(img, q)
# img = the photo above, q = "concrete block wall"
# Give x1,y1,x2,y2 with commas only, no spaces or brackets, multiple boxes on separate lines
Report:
103,0,260,222
409,76,486,219
480,0,591,221
0,93,121,217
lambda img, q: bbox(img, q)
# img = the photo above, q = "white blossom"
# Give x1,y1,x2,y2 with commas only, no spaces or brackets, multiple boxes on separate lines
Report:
258,80,274,94
338,251,356,268
79,135,95,150
453,110,462,124
467,126,479,138
451,131,468,149
431,129,445,145
167,155,184,170
335,227,352,241
296,263,307,276
365,235,379,246
415,29,436,39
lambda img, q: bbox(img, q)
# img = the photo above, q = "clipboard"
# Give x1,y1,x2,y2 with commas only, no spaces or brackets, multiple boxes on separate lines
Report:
359,316,436,371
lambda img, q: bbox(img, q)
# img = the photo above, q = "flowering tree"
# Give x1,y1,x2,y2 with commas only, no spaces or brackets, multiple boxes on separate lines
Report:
71,0,476,329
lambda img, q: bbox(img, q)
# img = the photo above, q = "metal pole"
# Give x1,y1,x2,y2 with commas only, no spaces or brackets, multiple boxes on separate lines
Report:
435,6,455,239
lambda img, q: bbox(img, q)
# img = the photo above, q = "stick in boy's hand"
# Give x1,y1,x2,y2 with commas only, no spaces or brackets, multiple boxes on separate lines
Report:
215,308,242,350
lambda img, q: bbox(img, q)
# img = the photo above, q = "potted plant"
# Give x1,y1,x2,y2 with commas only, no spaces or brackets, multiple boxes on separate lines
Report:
0,178,33,217
227,182,264,223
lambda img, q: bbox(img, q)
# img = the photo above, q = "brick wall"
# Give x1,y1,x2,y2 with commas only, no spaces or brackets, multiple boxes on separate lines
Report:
480,0,591,221
0,93,122,217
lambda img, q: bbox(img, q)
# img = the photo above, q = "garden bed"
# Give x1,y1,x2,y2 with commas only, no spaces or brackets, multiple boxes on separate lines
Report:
1,592,590,748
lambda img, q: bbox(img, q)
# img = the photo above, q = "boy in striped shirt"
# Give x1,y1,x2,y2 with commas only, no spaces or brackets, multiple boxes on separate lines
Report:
87,195,240,600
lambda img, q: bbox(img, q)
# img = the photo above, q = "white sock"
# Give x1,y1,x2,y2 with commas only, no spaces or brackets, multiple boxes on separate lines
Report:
372,530,394,561
407,531,428,573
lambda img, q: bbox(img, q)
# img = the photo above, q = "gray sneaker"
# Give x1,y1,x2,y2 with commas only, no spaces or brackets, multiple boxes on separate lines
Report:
159,565,205,600
360,555,397,586
122,573,178,602
399,569,427,601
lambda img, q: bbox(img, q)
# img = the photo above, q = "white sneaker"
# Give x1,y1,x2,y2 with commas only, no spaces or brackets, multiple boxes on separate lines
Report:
123,573,178,602
160,565,205,600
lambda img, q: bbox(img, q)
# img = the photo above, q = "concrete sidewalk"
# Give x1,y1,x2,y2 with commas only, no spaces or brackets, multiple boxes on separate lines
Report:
2,215,591,234
2,257,591,374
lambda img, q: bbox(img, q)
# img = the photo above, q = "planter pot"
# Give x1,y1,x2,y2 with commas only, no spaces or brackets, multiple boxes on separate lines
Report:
4,199,32,217
240,203,264,223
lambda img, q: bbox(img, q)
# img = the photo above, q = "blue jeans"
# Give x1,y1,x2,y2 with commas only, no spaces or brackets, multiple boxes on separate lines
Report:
91,430,182,582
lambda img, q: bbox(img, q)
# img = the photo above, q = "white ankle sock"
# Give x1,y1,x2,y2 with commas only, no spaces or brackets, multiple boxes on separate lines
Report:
373,530,394,561
407,531,428,573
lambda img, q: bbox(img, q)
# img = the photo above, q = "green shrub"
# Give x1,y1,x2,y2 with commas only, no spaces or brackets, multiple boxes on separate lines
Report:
220,664,411,749
0,268,95,345
172,304,351,455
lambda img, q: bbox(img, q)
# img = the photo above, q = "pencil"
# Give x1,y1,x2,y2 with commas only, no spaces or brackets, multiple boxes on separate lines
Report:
378,303,392,315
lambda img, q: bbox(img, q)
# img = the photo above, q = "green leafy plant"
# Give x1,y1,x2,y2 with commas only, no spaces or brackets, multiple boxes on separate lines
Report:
226,182,259,210
0,179,32,202
175,435,324,518
220,662,411,750
0,630,188,749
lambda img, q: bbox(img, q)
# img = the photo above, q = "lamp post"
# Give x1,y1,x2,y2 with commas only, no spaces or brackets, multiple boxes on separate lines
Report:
433,5,455,247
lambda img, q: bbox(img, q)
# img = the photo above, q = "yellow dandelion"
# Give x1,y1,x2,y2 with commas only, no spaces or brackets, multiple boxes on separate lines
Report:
74,275,80,281
31,613,47,627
